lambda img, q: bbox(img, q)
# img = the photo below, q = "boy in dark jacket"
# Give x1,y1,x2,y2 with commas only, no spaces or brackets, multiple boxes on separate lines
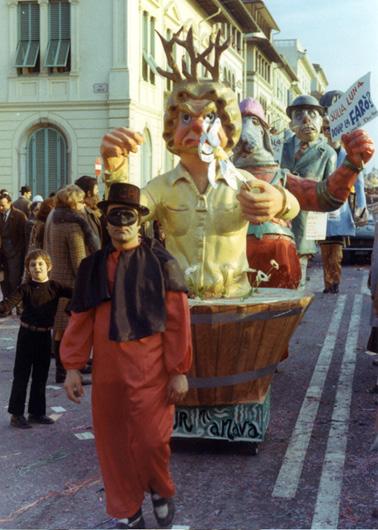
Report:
0,249,72,429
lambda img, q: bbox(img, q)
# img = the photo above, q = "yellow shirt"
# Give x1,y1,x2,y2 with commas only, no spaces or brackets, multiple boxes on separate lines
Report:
141,163,252,298
108,161,299,298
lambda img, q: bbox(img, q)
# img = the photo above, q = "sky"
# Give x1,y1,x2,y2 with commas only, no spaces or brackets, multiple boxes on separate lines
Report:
264,0,378,171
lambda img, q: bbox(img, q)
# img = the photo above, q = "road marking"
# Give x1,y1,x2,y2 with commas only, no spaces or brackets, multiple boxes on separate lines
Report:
75,432,94,440
360,269,370,295
46,385,62,390
0,325,19,330
311,294,362,529
272,295,347,499
50,406,66,413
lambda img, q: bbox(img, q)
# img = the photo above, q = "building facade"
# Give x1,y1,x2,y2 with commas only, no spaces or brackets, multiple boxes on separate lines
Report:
0,0,328,197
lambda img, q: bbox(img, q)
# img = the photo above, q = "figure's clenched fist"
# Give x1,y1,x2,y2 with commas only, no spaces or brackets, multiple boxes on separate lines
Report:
237,179,299,224
342,129,375,168
100,128,144,172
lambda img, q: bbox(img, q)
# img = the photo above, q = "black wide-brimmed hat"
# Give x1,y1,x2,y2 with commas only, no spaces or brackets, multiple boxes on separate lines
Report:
98,183,149,216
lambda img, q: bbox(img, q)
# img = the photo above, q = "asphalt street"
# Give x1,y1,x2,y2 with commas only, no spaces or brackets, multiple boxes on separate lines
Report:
0,258,377,530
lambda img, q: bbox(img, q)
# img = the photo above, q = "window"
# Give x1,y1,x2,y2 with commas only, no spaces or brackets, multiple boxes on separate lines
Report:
45,0,71,72
15,2,40,73
142,11,156,85
27,127,69,197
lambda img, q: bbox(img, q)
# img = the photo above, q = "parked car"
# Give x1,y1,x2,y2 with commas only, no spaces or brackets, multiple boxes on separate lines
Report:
343,213,375,264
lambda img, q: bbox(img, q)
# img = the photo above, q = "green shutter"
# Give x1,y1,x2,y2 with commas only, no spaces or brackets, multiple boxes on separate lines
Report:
142,11,149,81
45,1,70,67
15,3,40,67
27,128,68,197
150,16,155,84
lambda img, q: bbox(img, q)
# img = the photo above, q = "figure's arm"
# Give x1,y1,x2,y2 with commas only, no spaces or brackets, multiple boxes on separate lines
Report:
59,284,74,299
60,309,95,404
162,291,192,403
0,286,23,315
60,310,94,369
100,128,144,190
287,129,374,212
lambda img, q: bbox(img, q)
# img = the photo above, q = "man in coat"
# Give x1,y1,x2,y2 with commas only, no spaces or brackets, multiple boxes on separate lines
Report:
0,192,27,312
74,175,104,244
61,183,192,529
12,185,32,217
281,95,337,286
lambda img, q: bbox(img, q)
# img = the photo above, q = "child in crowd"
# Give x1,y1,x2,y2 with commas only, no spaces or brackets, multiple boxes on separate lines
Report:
0,249,72,429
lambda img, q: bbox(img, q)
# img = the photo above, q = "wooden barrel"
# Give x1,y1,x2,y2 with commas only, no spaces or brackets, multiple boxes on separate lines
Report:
183,288,313,407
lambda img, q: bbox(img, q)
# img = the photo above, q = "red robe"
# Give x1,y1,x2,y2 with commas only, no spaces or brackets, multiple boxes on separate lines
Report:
61,250,192,518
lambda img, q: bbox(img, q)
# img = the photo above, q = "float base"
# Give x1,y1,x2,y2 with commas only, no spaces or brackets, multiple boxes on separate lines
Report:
173,388,270,444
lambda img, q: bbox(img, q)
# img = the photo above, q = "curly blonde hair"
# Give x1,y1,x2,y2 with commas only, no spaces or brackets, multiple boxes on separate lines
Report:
55,184,84,209
163,80,242,155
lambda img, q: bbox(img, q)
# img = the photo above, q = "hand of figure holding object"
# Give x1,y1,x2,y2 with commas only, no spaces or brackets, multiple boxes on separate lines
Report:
100,128,144,172
237,180,285,224
342,129,375,168
64,369,84,404
167,374,189,404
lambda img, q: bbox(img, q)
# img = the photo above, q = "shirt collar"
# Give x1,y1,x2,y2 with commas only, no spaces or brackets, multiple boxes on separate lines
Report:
2,208,11,221
294,136,320,149
169,162,228,186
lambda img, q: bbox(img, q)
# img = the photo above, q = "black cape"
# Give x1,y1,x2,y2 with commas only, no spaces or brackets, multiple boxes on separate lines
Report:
69,239,188,342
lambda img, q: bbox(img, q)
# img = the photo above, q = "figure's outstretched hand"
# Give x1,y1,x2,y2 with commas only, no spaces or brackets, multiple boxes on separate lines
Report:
100,128,144,172
167,374,189,404
64,369,84,404
342,129,375,168
237,180,285,224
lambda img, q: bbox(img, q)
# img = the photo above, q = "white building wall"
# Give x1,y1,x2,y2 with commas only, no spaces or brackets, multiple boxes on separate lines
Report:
0,0,245,195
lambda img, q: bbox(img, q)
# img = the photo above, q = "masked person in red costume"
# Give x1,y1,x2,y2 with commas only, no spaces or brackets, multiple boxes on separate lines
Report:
61,183,192,529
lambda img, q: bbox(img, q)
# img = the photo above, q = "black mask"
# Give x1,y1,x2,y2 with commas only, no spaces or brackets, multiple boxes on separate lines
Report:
106,208,139,227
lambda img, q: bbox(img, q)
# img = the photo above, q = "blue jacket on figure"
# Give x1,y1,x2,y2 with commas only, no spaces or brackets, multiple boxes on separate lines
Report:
281,135,337,255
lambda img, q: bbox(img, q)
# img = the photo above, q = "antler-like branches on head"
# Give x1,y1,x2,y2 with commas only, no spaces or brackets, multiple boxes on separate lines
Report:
156,27,229,84
197,31,230,82
156,27,184,83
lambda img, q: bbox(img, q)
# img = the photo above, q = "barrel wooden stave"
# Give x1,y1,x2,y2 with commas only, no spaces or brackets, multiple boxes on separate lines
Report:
183,293,313,407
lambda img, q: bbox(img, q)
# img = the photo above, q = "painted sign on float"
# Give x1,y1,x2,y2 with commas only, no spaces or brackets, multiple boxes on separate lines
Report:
328,72,378,142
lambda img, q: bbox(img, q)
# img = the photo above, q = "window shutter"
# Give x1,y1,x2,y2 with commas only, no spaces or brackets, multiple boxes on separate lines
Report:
15,2,40,67
27,128,68,197
45,1,71,68
142,11,149,81
149,16,155,84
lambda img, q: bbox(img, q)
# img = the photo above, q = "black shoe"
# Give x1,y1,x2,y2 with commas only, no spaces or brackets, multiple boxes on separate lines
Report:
151,494,175,528
115,510,145,529
28,414,55,424
331,283,339,294
323,287,331,293
10,415,32,429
